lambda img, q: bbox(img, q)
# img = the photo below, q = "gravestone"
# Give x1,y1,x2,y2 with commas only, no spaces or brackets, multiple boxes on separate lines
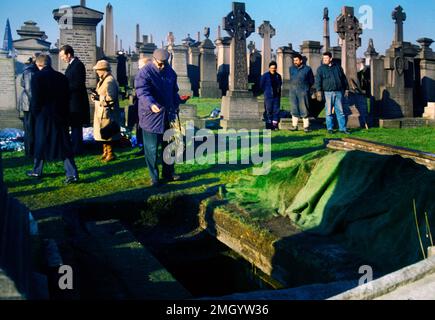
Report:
53,4,104,88
323,8,331,52
0,50,20,129
247,41,261,96
168,44,193,97
199,28,220,98
138,35,157,59
13,21,51,65
423,102,435,120
416,38,435,111
335,6,368,128
277,43,297,94
300,41,323,75
258,21,275,74
187,34,201,97
220,2,263,130
380,6,419,118
215,27,231,96
104,3,115,56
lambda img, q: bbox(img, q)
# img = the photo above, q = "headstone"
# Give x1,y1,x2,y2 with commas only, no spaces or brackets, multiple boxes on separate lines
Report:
335,6,367,128
187,35,201,97
13,21,51,65
300,41,323,75
258,21,275,74
364,38,379,67
416,38,435,110
138,35,157,59
323,8,331,52
53,5,103,88
215,26,231,96
168,44,193,96
220,2,263,130
199,28,220,98
380,6,419,118
100,24,104,52
247,41,262,96
277,43,297,94
104,3,115,56
0,49,20,129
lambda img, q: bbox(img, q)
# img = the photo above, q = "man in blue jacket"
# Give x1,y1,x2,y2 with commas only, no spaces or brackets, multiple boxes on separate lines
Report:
289,54,315,133
135,49,181,187
260,61,282,130
315,52,350,134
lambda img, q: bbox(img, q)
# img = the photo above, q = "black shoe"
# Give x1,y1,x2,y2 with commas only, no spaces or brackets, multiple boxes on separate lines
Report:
304,127,312,133
26,171,42,178
64,176,79,185
340,130,351,135
327,130,335,134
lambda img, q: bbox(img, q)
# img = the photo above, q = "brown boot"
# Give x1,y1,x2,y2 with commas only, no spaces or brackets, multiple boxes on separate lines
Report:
100,144,108,160
104,143,116,162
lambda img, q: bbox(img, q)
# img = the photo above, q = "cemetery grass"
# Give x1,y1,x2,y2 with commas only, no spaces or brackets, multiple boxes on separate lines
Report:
2,124,434,213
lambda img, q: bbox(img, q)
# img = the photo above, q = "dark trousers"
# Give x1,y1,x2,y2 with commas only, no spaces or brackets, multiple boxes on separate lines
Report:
70,126,83,155
32,158,78,178
142,131,174,183
23,111,34,158
264,97,281,123
136,124,143,147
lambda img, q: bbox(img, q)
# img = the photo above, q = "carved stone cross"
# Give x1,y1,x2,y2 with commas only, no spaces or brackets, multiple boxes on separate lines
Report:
392,6,406,44
223,2,255,92
258,21,276,73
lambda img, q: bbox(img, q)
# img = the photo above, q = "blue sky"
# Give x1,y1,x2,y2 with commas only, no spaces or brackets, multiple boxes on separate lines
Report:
1,0,434,56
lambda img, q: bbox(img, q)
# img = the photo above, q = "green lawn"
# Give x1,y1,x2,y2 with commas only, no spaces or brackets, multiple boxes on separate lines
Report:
2,98,435,211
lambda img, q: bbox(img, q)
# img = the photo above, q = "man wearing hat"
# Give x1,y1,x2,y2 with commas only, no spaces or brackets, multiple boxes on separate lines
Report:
91,59,121,162
135,49,181,187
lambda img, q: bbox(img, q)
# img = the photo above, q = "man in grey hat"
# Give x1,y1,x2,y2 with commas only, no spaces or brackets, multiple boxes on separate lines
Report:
134,49,181,187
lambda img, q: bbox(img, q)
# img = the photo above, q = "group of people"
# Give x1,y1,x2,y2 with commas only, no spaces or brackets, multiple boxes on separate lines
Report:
18,45,351,186
260,51,351,135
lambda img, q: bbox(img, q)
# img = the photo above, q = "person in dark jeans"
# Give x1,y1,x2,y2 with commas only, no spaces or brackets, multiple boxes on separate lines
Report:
135,49,181,187
60,45,90,155
315,52,351,134
289,53,315,133
260,61,282,130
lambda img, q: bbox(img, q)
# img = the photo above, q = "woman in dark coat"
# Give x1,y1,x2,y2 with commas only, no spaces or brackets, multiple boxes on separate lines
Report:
27,54,79,184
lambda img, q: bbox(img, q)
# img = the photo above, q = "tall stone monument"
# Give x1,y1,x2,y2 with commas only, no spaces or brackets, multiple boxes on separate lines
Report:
323,8,331,52
258,21,275,74
335,6,367,128
13,21,51,65
199,27,220,98
0,49,19,129
220,2,263,130
277,43,297,93
215,26,231,96
168,38,193,96
300,41,323,74
416,38,435,110
53,4,103,88
247,41,262,96
380,6,419,118
104,3,115,56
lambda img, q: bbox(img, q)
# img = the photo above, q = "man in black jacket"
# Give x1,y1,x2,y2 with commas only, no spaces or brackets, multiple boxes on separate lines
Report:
27,54,79,184
60,45,90,155
315,52,350,134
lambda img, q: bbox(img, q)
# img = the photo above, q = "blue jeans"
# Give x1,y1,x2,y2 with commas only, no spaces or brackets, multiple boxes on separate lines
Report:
324,91,347,131
142,131,174,183
289,90,309,118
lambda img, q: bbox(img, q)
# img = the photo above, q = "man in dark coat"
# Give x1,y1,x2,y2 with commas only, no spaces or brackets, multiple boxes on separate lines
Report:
135,49,180,187
60,45,90,155
26,54,79,184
